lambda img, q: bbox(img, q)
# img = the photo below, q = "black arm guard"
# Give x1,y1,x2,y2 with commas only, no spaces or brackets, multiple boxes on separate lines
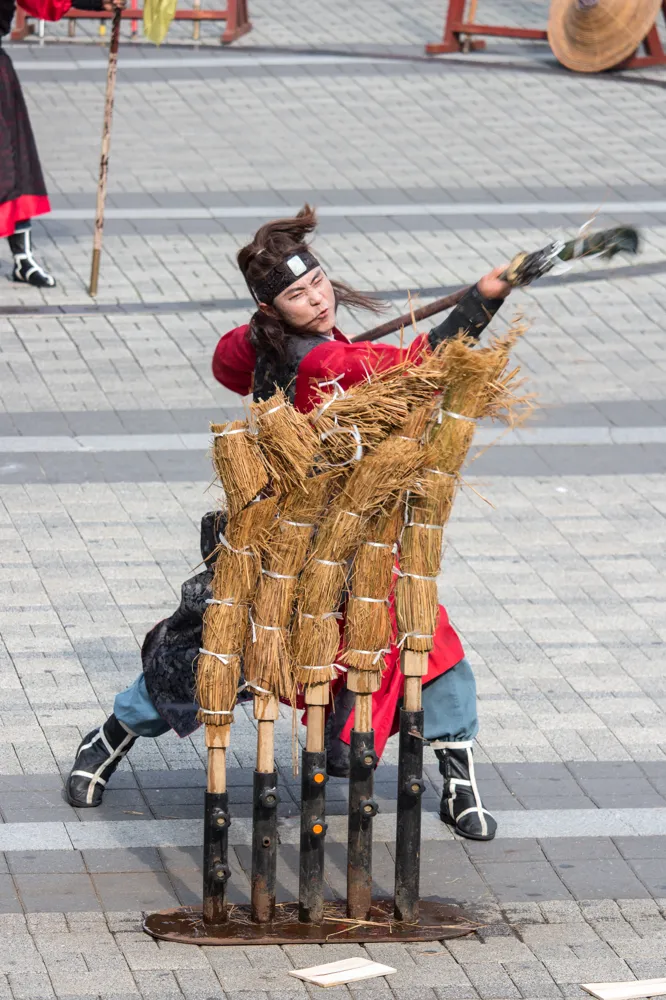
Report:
428,284,505,350
71,0,105,10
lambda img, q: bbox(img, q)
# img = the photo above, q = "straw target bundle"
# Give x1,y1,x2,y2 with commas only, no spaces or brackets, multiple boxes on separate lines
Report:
294,406,433,686
338,503,403,682
197,420,277,727
396,329,530,652
211,420,268,520
253,389,320,492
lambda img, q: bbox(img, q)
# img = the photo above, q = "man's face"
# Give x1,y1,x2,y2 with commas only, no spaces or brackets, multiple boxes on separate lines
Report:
269,267,337,335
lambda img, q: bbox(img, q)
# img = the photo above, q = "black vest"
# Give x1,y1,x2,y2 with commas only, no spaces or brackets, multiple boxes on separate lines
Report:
252,333,332,403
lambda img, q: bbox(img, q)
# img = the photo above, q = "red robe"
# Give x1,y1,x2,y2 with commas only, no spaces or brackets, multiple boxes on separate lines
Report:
0,0,77,237
213,324,464,756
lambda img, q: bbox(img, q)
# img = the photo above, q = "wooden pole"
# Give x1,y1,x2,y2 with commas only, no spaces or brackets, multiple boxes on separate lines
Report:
89,6,122,297
351,285,470,343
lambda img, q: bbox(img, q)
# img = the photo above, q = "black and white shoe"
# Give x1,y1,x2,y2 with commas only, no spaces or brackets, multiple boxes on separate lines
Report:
8,223,56,288
435,741,497,841
66,714,137,808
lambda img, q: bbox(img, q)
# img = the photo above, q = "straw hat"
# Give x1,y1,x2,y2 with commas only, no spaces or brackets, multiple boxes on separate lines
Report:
548,0,661,73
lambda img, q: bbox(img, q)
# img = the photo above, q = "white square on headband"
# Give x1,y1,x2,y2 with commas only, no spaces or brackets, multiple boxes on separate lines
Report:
286,255,307,276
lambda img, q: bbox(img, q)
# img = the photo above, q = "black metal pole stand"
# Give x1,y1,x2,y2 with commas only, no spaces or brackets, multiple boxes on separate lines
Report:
144,661,473,945
251,696,280,924
298,685,329,924
394,707,425,923
298,747,327,923
394,650,428,923
203,725,231,926
346,676,379,920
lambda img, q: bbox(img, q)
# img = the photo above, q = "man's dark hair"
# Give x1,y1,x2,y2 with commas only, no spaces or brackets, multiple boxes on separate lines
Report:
237,204,385,361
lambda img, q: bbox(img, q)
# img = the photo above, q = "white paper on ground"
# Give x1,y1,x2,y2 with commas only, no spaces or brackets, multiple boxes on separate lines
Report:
289,956,397,987
582,979,666,1000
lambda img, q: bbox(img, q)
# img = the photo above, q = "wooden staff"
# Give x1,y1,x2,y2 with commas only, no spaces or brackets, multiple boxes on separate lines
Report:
351,286,470,343
89,5,122,297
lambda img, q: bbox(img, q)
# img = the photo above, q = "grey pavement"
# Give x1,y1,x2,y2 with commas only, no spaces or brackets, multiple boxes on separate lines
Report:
1,0,666,996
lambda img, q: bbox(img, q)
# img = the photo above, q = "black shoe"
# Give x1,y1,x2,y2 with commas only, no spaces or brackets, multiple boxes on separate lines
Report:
66,714,137,808
436,744,497,841
8,222,56,288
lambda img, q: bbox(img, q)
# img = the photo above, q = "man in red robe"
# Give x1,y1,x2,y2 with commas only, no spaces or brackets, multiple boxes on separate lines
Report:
0,0,124,286
66,206,511,841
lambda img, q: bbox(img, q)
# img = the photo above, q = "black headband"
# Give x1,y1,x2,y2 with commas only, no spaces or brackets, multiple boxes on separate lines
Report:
250,250,321,304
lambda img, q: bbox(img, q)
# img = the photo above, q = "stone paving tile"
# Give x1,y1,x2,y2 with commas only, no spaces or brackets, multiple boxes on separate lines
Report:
91,872,180,912
82,848,165,874
473,862,572,903
6,850,86,875
13,873,102,913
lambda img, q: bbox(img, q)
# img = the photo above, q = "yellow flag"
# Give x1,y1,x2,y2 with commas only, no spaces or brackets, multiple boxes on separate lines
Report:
143,0,177,45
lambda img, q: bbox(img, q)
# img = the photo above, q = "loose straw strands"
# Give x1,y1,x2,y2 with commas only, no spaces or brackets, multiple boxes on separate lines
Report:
211,420,268,519
253,389,320,492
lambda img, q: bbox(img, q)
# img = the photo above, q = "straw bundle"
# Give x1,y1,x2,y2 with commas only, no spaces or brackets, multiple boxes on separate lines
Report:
312,379,410,466
211,420,268,519
213,496,279,604
395,328,531,653
253,389,320,492
291,610,341,686
244,571,298,703
263,472,336,577
196,495,278,726
339,504,403,673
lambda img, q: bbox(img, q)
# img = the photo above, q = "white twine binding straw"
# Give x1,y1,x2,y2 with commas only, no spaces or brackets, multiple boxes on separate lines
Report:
398,631,434,647
345,648,390,663
315,558,346,567
261,568,298,580
320,423,363,464
199,648,234,664
439,409,480,424
240,680,273,696
299,664,338,672
205,598,236,606
364,541,398,552
350,595,389,604
199,707,234,716
249,612,286,643
257,402,287,419
213,426,247,437
218,533,255,557
281,520,314,529
425,468,458,478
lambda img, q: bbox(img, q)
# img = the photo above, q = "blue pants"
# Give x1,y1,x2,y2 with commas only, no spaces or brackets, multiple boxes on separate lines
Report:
114,656,479,743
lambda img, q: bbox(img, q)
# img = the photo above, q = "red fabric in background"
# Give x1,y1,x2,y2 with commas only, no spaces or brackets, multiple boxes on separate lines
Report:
212,322,465,758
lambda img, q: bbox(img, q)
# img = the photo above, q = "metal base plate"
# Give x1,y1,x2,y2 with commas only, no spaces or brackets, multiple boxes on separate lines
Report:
143,899,475,946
